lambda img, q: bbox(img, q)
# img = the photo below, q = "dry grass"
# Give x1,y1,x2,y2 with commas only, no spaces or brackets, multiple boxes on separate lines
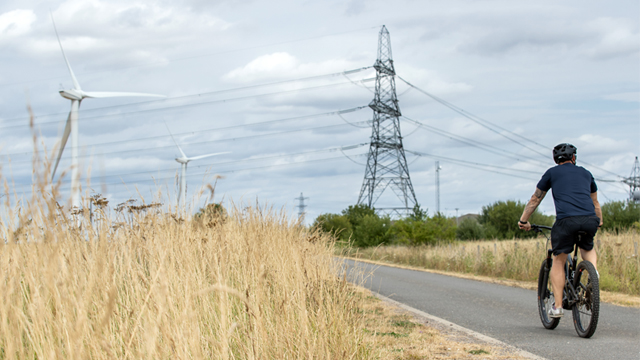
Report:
1,199,381,359
356,288,528,359
345,230,640,297
0,110,383,359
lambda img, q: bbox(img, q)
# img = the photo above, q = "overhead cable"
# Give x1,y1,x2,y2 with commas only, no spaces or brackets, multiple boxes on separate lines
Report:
2,106,368,160
397,75,550,159
3,67,372,123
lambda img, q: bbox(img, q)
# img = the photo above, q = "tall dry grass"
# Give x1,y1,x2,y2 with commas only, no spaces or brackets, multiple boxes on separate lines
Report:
0,114,374,359
346,230,640,296
1,202,378,359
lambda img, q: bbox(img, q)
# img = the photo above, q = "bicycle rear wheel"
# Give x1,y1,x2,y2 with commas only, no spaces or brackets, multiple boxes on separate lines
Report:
537,259,560,329
572,260,600,338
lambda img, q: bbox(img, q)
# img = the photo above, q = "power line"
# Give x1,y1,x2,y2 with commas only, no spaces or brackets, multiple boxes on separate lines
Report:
2,106,369,160
2,76,375,131
406,150,539,181
3,144,370,193
3,67,373,124
401,116,549,168
397,75,550,160
397,75,625,179
5,121,369,167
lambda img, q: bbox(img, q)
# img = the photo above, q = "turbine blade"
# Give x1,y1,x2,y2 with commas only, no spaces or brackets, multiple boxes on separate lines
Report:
50,12,81,91
164,122,187,158
188,152,230,161
82,91,165,98
52,100,79,180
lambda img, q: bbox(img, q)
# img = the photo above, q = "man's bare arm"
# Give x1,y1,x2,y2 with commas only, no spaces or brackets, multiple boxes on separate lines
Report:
519,188,547,230
591,192,603,227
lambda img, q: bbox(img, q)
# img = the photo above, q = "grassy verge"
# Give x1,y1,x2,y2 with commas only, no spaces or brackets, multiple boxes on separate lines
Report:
0,200,376,359
356,287,528,359
343,230,640,297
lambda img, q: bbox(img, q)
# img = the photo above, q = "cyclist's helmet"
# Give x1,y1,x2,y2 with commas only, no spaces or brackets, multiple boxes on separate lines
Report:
553,143,577,164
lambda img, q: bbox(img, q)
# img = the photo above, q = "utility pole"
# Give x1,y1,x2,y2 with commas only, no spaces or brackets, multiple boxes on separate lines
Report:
455,208,459,226
358,25,418,218
435,161,442,214
295,192,309,222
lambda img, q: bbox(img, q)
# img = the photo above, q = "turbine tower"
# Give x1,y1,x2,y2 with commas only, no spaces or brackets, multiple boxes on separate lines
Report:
166,124,228,209
357,25,417,218
50,15,164,208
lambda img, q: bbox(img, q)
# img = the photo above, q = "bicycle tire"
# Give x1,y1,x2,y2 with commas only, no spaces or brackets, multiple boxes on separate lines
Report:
572,260,600,338
537,259,560,329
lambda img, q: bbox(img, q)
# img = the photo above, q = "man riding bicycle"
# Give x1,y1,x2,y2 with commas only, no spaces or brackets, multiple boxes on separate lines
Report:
518,143,603,318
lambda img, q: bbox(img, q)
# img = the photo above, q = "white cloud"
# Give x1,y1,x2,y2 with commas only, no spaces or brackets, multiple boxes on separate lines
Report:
223,52,359,83
0,9,36,37
603,92,639,102
586,17,640,60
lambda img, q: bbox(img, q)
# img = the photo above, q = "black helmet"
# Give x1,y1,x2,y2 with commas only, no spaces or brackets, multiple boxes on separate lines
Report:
553,143,577,164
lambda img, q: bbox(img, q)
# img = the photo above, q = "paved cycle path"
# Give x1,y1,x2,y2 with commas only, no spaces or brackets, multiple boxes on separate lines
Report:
344,259,640,360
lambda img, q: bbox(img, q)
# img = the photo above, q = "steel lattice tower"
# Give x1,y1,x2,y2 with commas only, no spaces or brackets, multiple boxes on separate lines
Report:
357,26,417,218
625,156,640,202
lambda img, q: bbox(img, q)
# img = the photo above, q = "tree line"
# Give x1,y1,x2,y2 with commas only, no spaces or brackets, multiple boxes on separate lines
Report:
312,200,639,247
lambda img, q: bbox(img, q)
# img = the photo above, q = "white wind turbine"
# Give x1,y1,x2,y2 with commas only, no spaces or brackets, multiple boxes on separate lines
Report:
165,124,228,208
50,15,164,208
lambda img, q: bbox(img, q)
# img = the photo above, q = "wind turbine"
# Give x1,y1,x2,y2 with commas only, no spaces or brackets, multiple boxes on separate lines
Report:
50,15,164,208
165,124,228,208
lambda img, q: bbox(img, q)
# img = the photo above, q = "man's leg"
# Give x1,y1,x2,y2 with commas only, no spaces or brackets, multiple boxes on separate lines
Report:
580,248,598,272
551,253,568,308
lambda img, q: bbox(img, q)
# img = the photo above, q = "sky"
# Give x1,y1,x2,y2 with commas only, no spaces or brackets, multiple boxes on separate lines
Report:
1,0,638,223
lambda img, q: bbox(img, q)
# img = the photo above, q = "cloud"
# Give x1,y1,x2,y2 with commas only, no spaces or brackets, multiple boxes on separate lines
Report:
586,17,640,60
603,92,639,102
0,9,36,37
223,52,359,83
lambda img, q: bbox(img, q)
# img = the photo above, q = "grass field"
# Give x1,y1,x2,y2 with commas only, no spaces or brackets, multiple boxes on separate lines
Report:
1,194,381,359
345,230,640,296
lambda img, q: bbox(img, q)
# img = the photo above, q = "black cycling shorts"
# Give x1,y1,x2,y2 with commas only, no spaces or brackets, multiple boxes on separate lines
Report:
551,215,600,255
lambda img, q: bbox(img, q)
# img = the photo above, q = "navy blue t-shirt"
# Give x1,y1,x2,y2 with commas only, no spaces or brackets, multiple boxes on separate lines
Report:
536,163,597,220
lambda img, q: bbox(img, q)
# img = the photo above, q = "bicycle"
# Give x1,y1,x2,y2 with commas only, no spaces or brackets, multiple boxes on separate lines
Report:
531,224,600,338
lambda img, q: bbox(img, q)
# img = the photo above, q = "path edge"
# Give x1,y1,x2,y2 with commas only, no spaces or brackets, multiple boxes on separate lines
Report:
373,292,548,360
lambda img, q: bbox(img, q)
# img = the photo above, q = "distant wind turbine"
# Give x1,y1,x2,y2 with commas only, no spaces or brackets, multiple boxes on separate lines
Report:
165,123,229,208
50,14,165,208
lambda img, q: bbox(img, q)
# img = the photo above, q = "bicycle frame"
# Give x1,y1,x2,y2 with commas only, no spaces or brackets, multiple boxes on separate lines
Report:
536,225,581,310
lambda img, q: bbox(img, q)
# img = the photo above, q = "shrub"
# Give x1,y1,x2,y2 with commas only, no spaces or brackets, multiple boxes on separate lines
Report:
479,200,553,239
390,212,456,246
312,213,352,242
456,218,485,240
601,200,640,231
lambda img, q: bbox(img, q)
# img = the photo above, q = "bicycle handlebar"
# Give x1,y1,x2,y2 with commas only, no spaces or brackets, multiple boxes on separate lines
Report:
530,224,552,232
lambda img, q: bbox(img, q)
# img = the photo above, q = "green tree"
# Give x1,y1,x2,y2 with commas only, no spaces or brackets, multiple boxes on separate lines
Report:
479,200,553,239
351,214,392,247
456,218,485,240
312,213,353,242
390,212,455,245
601,200,640,231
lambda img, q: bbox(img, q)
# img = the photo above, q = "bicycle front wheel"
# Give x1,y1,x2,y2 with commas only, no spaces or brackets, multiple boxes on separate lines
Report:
537,259,560,329
572,260,600,338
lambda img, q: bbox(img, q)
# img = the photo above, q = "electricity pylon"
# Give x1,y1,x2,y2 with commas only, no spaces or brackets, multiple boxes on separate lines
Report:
626,156,640,202
295,192,309,221
357,25,417,218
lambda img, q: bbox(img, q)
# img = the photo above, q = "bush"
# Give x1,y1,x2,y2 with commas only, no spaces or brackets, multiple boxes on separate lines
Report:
352,214,392,247
312,213,352,242
456,218,485,240
601,200,640,231
479,200,553,239
390,210,456,246
313,204,391,247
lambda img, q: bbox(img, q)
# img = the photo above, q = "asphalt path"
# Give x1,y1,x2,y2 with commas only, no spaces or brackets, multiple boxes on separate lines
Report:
344,259,640,360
